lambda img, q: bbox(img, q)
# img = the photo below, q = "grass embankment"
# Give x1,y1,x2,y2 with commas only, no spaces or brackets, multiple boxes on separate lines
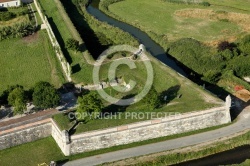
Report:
38,0,93,83
38,0,138,84
0,123,232,166
0,30,65,93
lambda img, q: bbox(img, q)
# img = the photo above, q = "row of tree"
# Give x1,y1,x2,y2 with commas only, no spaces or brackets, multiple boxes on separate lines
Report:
0,82,60,115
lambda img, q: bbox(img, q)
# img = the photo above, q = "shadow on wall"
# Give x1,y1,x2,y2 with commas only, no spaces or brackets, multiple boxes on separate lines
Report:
46,17,73,64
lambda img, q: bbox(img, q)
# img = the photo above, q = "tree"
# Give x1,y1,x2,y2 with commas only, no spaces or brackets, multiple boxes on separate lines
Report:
32,82,60,109
66,38,79,52
142,87,159,111
76,92,103,121
8,87,26,115
0,85,23,105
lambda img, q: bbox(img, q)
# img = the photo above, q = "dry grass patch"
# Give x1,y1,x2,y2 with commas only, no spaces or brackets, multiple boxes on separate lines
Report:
175,9,250,31
0,15,29,27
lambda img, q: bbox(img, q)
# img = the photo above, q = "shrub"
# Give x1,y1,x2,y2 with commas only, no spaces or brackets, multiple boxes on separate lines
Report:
221,49,234,60
201,1,210,6
202,70,221,84
238,35,250,55
0,21,35,41
32,82,60,109
66,38,80,51
0,12,16,21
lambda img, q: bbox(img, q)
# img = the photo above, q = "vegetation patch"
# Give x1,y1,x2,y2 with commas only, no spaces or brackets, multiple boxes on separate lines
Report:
102,0,244,47
0,6,35,40
0,31,65,94
0,137,65,166
175,9,250,31
161,0,211,6
101,0,250,94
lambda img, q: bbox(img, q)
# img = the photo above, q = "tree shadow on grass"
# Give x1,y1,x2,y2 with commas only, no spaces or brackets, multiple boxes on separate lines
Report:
57,159,69,166
101,94,136,117
158,85,181,107
72,64,81,74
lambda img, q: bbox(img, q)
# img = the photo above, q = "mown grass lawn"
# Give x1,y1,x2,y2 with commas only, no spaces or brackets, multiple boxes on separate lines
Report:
0,137,65,166
108,0,248,43
0,30,65,94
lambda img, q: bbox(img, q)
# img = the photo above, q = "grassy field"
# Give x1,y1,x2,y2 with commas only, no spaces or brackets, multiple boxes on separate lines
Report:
208,0,250,11
0,123,231,166
0,137,65,166
0,30,65,94
107,0,250,46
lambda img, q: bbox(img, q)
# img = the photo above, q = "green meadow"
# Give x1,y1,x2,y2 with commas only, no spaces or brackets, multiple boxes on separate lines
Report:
0,30,65,93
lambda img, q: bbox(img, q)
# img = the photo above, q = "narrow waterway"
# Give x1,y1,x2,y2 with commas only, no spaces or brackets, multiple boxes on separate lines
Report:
173,145,250,166
86,2,187,76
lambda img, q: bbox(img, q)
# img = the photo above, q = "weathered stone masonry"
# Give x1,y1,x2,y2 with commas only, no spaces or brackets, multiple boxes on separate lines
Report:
0,119,52,150
69,106,231,155
0,99,231,156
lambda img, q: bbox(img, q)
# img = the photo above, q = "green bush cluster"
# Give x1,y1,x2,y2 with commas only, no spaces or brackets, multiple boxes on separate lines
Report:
0,9,29,21
0,11,16,21
0,21,34,40
0,82,60,110
167,36,250,84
